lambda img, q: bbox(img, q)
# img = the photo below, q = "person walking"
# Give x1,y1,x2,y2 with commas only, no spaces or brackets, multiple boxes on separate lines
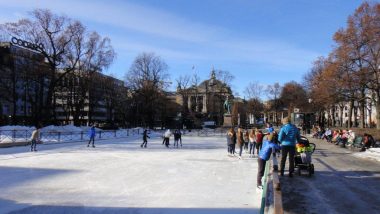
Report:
278,117,300,177
256,133,281,192
87,125,96,148
30,125,40,152
237,128,245,159
141,129,150,148
249,129,257,158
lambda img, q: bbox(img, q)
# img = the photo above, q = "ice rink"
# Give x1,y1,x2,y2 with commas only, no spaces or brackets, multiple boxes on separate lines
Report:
0,135,260,214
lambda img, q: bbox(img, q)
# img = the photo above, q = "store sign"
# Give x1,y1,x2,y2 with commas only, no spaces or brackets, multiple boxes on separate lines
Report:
11,37,44,52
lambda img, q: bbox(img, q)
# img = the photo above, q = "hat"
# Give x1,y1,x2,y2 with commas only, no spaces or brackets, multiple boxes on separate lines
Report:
282,117,290,124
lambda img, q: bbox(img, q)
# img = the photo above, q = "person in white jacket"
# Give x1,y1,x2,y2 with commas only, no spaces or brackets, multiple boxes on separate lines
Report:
163,129,171,148
30,126,40,152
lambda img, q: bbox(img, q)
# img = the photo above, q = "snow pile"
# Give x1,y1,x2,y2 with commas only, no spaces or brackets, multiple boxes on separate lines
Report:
353,148,380,162
0,126,34,131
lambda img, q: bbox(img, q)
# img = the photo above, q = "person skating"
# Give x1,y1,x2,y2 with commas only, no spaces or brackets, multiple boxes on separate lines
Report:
141,129,150,148
30,125,40,152
278,117,300,177
163,129,171,148
257,133,281,192
87,125,96,148
174,129,182,148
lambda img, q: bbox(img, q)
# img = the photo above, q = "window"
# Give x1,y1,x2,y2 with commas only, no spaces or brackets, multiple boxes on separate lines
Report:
345,113,348,117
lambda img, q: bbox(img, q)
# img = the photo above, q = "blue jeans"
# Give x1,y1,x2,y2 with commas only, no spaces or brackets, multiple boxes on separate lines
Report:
249,142,256,155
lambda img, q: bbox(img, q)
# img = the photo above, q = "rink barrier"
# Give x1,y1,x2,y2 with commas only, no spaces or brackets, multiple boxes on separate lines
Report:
0,128,142,146
260,149,283,214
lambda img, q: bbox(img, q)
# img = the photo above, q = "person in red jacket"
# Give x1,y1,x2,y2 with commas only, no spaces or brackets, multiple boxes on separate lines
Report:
255,129,264,154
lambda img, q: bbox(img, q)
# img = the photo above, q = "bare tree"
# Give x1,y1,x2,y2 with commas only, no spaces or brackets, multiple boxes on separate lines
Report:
266,83,282,125
125,52,170,128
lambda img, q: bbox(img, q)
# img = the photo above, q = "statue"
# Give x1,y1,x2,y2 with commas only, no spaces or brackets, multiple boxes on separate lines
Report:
224,96,232,114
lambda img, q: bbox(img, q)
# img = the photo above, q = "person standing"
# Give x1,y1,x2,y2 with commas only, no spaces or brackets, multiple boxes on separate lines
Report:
257,133,281,191
30,125,40,152
243,129,249,153
249,129,257,158
226,128,235,156
278,117,300,177
255,129,264,154
141,129,150,148
87,125,96,148
237,128,245,159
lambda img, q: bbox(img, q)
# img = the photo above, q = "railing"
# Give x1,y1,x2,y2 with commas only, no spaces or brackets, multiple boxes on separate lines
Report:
260,149,283,214
0,128,141,145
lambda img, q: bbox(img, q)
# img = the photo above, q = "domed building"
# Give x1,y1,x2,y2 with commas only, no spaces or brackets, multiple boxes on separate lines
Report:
176,69,233,127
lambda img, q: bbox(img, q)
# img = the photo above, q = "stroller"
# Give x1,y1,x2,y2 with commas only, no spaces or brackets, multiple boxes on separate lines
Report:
295,136,316,177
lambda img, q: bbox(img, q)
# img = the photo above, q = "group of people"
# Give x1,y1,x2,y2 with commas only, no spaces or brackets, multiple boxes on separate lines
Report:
159,129,182,148
313,126,376,151
226,127,265,159
226,118,301,192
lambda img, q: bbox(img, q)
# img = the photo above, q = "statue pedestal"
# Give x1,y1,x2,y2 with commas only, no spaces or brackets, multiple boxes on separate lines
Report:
223,114,232,127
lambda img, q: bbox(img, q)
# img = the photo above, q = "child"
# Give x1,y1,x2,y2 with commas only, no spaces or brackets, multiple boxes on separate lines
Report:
141,129,150,148
257,133,281,192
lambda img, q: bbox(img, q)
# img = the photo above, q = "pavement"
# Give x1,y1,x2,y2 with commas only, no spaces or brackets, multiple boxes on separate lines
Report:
281,137,380,214
0,136,261,214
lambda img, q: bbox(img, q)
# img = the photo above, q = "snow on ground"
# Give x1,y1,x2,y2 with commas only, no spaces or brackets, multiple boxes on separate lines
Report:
0,135,260,214
353,148,380,162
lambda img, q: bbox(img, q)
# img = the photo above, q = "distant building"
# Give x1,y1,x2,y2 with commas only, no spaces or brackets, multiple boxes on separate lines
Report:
175,69,233,127
0,42,50,125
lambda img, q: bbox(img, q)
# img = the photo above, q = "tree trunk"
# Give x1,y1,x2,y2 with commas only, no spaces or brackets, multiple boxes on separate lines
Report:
359,100,365,128
376,99,380,129
348,100,354,128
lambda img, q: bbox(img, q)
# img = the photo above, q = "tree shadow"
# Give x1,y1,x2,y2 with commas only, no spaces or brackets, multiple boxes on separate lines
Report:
1,197,258,214
0,166,80,189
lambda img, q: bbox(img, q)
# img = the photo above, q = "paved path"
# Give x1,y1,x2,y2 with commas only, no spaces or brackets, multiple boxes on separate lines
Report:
281,137,380,214
0,136,260,214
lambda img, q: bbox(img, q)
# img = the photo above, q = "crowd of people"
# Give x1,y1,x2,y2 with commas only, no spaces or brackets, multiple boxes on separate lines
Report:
226,118,301,192
312,126,376,151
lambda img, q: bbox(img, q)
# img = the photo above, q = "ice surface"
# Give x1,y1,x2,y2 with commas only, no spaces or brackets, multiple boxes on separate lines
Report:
0,135,260,214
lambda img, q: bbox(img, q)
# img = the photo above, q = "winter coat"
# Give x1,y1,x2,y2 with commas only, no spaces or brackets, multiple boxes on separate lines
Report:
278,123,300,146
88,127,96,138
259,140,281,161
256,132,264,144
164,130,171,138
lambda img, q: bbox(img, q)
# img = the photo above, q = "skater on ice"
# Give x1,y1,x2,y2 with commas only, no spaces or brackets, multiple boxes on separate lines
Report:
141,129,150,148
30,125,40,152
87,125,96,148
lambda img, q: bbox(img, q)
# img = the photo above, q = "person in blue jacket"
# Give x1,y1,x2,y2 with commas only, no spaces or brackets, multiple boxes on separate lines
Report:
257,133,281,190
87,125,96,148
278,117,300,177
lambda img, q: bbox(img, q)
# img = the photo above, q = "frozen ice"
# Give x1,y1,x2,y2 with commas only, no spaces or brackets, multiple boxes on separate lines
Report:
0,135,261,214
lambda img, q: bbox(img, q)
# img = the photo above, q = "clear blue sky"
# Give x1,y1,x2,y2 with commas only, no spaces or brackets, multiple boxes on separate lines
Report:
0,0,368,96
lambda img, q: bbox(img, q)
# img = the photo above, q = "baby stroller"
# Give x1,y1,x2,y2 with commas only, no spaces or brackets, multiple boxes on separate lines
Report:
295,136,316,177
